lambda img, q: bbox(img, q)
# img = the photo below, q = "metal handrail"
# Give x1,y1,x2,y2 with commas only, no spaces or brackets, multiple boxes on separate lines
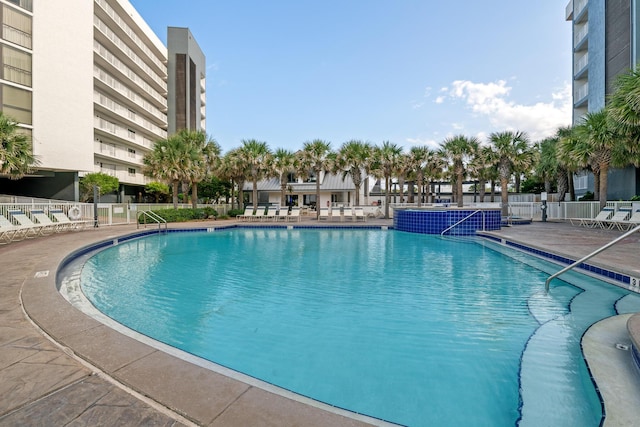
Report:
441,210,482,236
137,210,167,231
545,223,640,292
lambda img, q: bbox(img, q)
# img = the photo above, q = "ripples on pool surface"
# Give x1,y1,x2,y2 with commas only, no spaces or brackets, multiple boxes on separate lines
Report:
80,228,640,427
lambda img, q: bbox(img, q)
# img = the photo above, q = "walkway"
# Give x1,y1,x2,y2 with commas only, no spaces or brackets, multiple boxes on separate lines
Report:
0,219,638,426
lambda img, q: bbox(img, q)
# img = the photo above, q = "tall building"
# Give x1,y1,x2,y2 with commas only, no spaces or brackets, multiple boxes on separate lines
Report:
0,0,205,202
566,0,639,199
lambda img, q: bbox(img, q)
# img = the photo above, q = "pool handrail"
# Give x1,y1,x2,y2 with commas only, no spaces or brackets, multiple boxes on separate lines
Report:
544,222,640,292
137,210,167,231
441,210,482,236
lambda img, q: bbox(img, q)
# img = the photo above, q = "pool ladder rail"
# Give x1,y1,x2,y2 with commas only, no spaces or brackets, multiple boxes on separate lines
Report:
137,210,168,232
544,223,640,292
441,210,483,236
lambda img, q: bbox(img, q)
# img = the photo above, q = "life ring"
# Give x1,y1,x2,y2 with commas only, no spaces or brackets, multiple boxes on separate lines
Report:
68,206,82,220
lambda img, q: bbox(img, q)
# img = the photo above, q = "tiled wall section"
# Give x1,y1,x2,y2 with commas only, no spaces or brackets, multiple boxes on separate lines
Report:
394,209,502,235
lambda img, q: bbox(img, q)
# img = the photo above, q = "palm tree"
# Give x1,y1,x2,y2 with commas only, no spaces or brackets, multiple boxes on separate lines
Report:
270,148,296,207
488,131,530,216
395,153,411,204
573,109,627,209
298,139,332,219
439,135,479,207
371,141,402,218
536,137,559,194
333,140,373,207
554,126,574,201
0,112,39,179
143,134,190,209
468,145,496,203
239,139,271,210
174,129,221,209
219,149,249,210
606,67,640,166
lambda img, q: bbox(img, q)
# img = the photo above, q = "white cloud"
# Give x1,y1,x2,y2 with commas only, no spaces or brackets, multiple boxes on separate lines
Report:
406,137,439,149
434,96,445,104
444,80,572,141
411,101,425,109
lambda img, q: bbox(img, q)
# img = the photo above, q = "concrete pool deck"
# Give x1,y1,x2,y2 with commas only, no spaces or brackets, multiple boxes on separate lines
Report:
0,218,639,426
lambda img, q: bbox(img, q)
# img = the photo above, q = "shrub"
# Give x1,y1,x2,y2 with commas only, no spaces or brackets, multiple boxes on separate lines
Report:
579,191,594,201
139,208,217,223
228,208,245,217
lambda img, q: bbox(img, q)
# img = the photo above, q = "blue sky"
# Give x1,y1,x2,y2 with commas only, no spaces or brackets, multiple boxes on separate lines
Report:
130,0,572,154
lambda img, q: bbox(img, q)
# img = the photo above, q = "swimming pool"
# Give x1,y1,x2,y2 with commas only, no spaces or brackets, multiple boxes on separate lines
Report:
78,228,640,427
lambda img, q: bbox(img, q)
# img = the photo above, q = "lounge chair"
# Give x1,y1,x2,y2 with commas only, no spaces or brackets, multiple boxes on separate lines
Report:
31,209,65,232
569,208,613,228
329,207,340,221
252,206,266,222
354,207,366,222
237,206,254,222
612,209,640,231
263,206,278,221
50,209,92,230
288,207,301,222
318,207,330,221
604,209,631,230
277,207,289,221
0,214,22,243
8,210,54,236
342,207,354,222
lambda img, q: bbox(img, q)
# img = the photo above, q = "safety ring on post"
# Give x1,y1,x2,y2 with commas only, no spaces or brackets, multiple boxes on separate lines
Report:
68,206,82,220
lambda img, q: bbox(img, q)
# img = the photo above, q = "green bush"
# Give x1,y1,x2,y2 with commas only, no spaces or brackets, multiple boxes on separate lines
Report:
579,191,594,201
139,208,217,223
228,208,245,217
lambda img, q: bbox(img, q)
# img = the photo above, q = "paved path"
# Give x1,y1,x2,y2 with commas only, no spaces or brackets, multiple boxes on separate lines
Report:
0,219,639,426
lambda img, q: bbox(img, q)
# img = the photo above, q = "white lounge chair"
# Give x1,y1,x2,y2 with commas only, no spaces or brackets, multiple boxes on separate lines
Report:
252,206,266,222
569,208,613,228
612,209,640,231
263,206,278,221
8,210,53,237
342,207,354,222
604,209,631,230
277,207,289,221
237,206,254,222
354,207,366,222
0,214,22,243
50,209,92,230
31,209,65,232
328,207,340,221
318,207,330,221
288,207,301,222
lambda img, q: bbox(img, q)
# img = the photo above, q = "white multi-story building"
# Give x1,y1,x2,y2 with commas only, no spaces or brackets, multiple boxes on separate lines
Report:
0,0,206,202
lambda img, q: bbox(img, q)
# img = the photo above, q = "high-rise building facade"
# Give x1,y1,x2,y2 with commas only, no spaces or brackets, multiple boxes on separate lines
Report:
566,0,639,199
0,0,205,202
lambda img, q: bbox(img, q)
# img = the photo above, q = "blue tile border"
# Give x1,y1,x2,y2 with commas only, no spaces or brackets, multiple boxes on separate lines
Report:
478,235,632,286
393,209,501,235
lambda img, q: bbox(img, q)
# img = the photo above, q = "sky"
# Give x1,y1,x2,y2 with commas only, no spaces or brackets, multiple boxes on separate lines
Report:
130,0,573,154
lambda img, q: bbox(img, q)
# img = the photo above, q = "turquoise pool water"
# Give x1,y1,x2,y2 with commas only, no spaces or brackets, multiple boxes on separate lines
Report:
79,228,640,427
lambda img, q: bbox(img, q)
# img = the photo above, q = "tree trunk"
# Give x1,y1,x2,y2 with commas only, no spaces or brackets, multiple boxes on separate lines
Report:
490,179,496,202
191,182,198,209
384,175,391,218
479,179,486,202
316,169,321,219
593,171,600,202
398,176,405,204
599,163,609,210
456,171,464,207
252,177,258,212
501,177,509,216
417,176,424,207
172,180,179,209
568,172,575,201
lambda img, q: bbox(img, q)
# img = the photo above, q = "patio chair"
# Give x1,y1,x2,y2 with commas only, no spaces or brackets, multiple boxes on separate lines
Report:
8,210,54,237
569,208,613,228
252,206,266,222
263,206,278,221
354,207,366,222
288,207,301,222
342,207,354,222
318,207,330,221
31,209,66,232
331,207,342,221
237,206,254,222
277,206,289,221
616,209,640,231
604,209,631,230
0,214,22,243
50,209,93,230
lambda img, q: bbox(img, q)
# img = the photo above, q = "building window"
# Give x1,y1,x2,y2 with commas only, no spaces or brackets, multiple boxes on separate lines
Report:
128,168,136,177
574,174,588,190
2,45,31,86
1,83,31,124
2,5,32,48
127,128,135,139
100,142,115,156
6,0,32,12
128,148,136,158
